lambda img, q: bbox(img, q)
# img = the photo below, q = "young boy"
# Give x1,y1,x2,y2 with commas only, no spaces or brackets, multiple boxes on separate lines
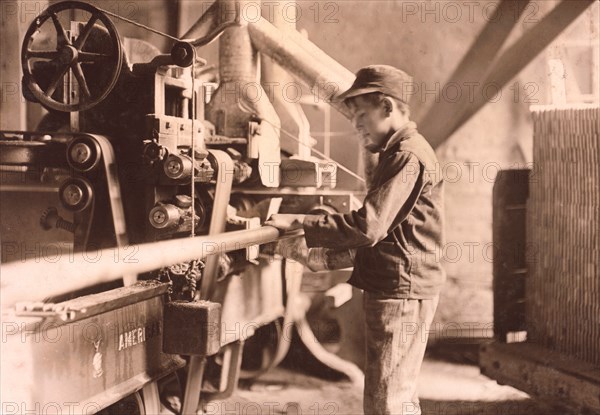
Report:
266,65,445,415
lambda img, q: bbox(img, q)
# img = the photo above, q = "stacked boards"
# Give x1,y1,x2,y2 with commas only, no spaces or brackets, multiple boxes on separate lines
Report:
527,105,599,365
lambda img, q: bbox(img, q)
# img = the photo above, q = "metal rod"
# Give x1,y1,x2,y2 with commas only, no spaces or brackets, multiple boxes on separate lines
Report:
260,1,311,160
1,226,283,307
182,356,206,415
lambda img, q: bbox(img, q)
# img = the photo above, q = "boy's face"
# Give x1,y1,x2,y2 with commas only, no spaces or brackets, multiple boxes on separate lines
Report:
347,95,394,148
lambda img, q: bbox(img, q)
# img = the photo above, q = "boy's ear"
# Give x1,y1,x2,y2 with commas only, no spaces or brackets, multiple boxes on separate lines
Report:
381,97,394,116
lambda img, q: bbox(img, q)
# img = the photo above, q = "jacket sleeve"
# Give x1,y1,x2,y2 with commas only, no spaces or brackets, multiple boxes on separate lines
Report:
307,248,356,271
303,152,424,249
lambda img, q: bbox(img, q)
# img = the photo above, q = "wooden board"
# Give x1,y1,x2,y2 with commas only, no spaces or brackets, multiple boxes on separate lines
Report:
480,342,600,414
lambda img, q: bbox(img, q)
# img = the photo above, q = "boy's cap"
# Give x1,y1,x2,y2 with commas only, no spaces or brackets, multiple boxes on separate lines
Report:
335,65,413,104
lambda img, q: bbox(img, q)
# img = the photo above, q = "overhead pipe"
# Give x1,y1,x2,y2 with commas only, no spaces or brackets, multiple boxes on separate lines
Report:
248,17,355,119
206,0,262,139
0,226,289,307
247,16,378,185
183,0,355,119
185,2,369,183
204,0,282,187
181,1,220,41
260,1,312,159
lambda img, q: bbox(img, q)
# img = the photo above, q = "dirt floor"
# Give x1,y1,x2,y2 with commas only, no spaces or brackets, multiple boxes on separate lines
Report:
191,344,561,415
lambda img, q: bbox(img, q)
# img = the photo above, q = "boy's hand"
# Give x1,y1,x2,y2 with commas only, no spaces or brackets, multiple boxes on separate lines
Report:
265,236,327,272
264,214,305,233
275,235,309,260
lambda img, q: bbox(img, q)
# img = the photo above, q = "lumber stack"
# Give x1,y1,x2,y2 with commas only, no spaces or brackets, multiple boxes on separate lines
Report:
527,105,600,365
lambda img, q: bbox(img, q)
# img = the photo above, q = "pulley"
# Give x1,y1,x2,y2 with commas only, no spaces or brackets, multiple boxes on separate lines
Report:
21,1,123,112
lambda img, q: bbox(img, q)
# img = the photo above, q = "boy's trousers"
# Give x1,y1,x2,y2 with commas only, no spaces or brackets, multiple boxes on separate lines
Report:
363,292,439,415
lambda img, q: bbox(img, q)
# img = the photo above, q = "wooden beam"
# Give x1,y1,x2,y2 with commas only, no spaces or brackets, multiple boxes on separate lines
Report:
418,0,530,146
421,0,595,148
480,342,600,414
450,0,595,137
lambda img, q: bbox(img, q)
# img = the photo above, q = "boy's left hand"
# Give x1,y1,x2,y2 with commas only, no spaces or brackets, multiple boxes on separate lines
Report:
265,214,305,233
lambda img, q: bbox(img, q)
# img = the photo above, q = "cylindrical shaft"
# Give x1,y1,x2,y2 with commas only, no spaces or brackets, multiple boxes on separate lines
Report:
1,226,282,307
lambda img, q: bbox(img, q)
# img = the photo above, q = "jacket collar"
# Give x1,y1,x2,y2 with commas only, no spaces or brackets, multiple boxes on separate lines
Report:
365,121,418,154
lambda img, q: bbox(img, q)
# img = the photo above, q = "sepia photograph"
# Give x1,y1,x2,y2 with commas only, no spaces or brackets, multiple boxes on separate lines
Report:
0,0,598,414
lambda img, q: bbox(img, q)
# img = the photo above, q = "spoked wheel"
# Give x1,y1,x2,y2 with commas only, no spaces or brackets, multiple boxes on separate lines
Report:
21,1,122,112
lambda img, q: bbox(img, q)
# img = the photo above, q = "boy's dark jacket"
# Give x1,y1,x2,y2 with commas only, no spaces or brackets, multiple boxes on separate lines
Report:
303,122,445,299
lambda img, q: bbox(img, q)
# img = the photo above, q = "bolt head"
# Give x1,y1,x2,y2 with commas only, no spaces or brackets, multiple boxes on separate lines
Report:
167,160,182,174
62,184,83,206
152,210,166,224
70,142,92,165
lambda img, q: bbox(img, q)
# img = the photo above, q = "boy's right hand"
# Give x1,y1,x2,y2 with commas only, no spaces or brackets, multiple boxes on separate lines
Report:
264,214,305,234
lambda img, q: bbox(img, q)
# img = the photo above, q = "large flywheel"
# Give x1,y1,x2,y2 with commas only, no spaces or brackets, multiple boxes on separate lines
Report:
21,1,123,112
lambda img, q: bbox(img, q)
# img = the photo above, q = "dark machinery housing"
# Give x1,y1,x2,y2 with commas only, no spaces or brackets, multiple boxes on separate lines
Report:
1,1,360,413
